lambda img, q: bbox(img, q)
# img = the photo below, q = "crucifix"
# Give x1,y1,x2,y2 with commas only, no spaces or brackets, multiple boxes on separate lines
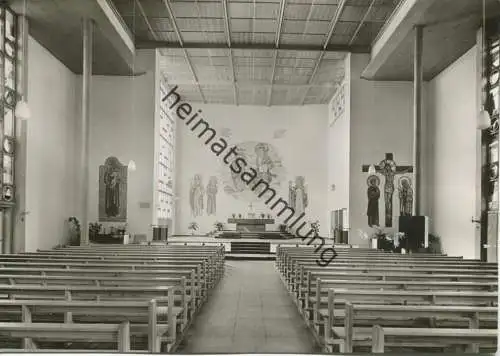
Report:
362,153,413,227
247,202,255,218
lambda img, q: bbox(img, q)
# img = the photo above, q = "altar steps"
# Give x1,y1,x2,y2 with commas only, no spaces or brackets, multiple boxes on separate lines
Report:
218,231,294,240
231,241,271,254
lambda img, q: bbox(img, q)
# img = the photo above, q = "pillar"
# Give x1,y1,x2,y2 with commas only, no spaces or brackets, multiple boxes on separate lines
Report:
413,25,423,216
79,19,93,245
13,14,30,253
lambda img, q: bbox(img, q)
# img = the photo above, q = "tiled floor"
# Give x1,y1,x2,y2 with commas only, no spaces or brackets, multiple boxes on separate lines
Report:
177,260,320,354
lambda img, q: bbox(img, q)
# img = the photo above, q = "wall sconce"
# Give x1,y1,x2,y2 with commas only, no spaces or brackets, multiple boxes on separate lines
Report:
368,164,376,175
127,160,137,171
477,109,491,130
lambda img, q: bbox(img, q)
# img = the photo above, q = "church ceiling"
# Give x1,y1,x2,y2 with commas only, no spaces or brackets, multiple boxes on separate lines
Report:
109,0,403,105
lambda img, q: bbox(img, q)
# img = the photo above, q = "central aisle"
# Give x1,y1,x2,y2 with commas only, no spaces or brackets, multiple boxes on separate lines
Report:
177,260,319,353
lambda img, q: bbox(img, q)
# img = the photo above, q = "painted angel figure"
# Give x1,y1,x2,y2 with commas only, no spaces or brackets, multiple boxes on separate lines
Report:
289,176,308,215
190,174,205,217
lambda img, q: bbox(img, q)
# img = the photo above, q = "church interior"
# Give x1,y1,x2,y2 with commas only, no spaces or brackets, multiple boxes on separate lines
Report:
0,0,498,353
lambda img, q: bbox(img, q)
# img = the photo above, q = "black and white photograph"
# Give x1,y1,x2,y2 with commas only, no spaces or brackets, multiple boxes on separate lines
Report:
0,0,498,354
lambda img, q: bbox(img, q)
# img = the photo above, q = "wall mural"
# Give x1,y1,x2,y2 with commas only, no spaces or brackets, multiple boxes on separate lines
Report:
221,141,286,202
99,156,127,222
366,175,380,227
206,176,218,215
289,176,308,215
189,174,205,217
362,153,413,227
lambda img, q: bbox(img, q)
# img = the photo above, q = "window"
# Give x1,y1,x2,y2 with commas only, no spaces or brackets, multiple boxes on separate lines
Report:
156,76,175,222
0,7,17,205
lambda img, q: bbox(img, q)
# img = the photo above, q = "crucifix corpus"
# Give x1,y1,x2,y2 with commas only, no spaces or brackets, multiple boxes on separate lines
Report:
362,153,413,227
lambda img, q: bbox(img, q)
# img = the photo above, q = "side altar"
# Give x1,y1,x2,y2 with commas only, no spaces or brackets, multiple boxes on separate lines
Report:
227,218,275,232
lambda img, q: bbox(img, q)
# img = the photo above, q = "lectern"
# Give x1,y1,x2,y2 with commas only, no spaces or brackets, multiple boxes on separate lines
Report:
399,216,429,252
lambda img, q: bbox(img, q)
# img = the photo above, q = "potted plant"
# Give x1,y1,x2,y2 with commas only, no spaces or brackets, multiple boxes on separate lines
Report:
310,220,320,236
267,214,272,219
278,223,287,233
260,213,265,219
232,213,236,218
214,221,225,232
68,217,81,246
188,222,199,235
88,222,102,240
238,213,242,219
427,234,442,254
390,232,407,253
370,226,393,251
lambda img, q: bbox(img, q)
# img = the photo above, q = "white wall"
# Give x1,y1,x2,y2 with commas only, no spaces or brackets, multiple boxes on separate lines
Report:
425,46,479,259
87,52,155,240
327,84,350,236
348,54,414,246
174,103,329,236
24,37,79,251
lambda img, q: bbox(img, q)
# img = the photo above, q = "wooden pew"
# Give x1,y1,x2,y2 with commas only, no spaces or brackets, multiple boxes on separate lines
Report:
371,325,498,353
0,321,131,352
0,299,177,352
0,265,211,304
299,275,497,312
0,244,224,352
328,303,498,353
276,247,498,353
313,288,498,352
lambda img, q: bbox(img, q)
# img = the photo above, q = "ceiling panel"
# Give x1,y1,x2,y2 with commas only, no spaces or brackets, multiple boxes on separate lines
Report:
106,0,402,104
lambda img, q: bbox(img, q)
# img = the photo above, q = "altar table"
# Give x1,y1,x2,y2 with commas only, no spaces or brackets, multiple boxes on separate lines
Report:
227,218,275,232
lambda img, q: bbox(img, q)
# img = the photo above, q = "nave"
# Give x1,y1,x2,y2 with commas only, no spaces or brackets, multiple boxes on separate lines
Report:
0,243,497,354
178,260,318,353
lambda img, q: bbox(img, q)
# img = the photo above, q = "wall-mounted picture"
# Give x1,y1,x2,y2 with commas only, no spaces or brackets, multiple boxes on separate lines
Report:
98,156,127,222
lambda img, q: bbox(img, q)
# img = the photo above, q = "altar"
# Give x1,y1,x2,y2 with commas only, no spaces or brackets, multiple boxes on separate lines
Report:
227,218,275,232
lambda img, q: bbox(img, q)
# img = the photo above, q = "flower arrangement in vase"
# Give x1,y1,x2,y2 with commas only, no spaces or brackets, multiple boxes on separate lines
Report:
188,222,199,235
310,220,320,236
214,221,225,231
68,217,81,246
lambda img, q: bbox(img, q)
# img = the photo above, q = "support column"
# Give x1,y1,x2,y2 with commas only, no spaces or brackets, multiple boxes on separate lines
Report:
80,19,93,245
0,211,4,254
13,15,30,253
3,210,12,254
413,25,423,216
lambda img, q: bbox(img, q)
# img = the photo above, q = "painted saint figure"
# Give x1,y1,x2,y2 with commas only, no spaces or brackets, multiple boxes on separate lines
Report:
398,176,413,216
104,170,120,217
367,175,380,227
289,176,308,216
206,176,218,215
190,174,205,217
